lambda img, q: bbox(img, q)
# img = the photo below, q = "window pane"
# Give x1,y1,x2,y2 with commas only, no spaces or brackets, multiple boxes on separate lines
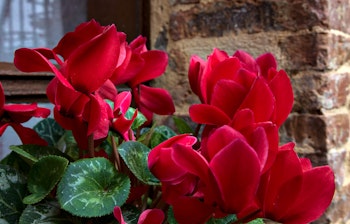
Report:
0,0,87,62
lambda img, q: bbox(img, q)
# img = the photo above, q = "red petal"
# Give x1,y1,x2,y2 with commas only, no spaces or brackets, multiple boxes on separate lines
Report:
138,209,165,224
111,49,142,85
97,79,118,101
239,77,275,123
189,104,230,126
128,50,168,87
4,103,50,123
210,139,261,213
206,125,245,161
172,196,214,224
259,143,303,215
139,85,175,115
268,69,294,126
233,50,259,73
54,19,105,59
172,144,210,182
148,134,197,182
114,91,132,114
188,55,205,99
203,57,241,103
14,48,72,89
66,25,119,94
210,80,247,117
256,53,277,80
230,109,255,131
282,166,335,224
247,126,269,171
10,123,47,146
113,206,126,224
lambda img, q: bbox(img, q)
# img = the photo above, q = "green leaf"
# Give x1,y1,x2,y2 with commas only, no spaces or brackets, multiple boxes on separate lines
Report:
19,200,74,224
0,151,31,175
57,157,130,217
248,218,265,224
0,164,27,223
23,156,69,204
173,116,194,134
207,214,237,224
34,118,65,147
62,131,80,160
167,207,177,224
10,145,70,164
125,107,147,130
120,204,141,224
118,141,159,185
150,125,177,148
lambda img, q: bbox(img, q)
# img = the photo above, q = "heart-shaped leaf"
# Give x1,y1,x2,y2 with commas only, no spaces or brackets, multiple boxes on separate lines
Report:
23,155,69,204
118,141,159,185
173,116,194,134
34,118,65,147
57,157,130,217
0,164,27,223
19,200,74,224
10,144,70,164
150,125,177,148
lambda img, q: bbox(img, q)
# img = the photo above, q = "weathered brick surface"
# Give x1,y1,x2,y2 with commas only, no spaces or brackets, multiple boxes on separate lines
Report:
169,0,328,41
328,0,350,33
291,71,350,113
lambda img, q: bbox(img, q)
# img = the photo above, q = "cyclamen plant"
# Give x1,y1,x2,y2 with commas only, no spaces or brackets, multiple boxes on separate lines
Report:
0,20,335,224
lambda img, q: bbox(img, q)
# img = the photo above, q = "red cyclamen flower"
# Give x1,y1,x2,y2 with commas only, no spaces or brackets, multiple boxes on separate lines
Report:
14,20,121,149
256,142,335,224
188,49,293,128
149,125,266,223
0,82,50,145
111,35,175,123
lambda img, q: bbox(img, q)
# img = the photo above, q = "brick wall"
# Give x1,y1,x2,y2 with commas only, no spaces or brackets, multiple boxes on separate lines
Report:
149,0,350,223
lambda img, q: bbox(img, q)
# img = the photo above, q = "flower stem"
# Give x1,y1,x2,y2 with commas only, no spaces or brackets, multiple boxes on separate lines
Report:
111,135,122,171
88,134,95,158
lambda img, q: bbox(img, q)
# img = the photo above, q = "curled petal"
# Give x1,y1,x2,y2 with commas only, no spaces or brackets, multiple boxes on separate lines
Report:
138,209,165,224
139,85,175,115
206,125,245,161
4,103,50,123
66,24,119,94
113,206,126,224
282,166,335,224
188,55,205,100
233,50,259,73
54,19,105,59
128,50,168,87
189,104,230,126
256,53,277,80
14,48,72,89
10,123,47,146
210,139,261,213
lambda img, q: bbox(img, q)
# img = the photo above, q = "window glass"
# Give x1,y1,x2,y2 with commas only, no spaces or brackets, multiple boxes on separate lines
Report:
0,0,87,62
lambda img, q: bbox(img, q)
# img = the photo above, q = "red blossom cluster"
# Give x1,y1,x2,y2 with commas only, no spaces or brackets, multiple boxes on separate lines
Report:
4,19,335,224
148,49,335,223
13,20,175,150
